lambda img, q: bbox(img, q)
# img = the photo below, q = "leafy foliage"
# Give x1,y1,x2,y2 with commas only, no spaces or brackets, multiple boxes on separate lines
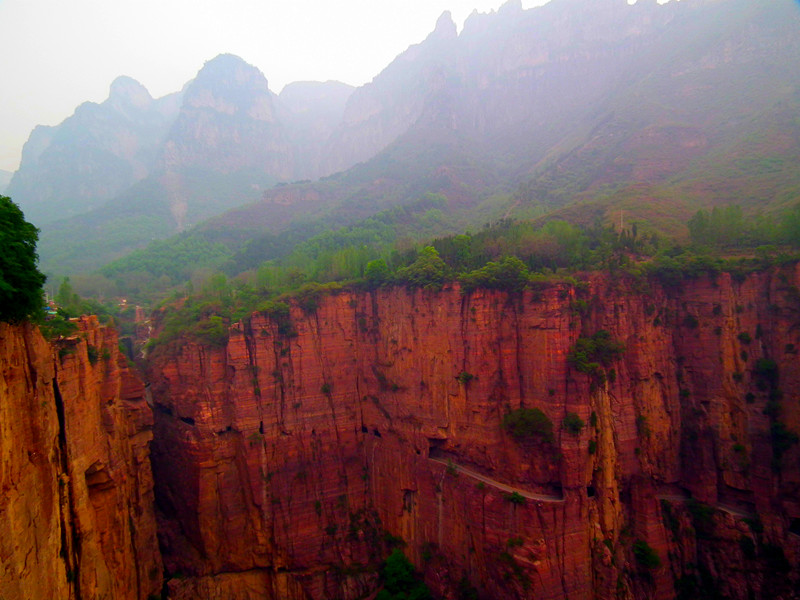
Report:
456,371,475,385
459,256,530,292
688,204,800,249
633,539,661,569
563,412,585,435
504,491,527,505
376,549,431,600
39,311,78,339
502,407,554,443
395,246,449,289
567,330,625,385
365,258,391,288
0,196,46,323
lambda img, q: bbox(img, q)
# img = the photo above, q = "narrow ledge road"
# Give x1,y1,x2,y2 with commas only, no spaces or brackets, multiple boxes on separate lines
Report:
655,493,755,520
429,457,565,503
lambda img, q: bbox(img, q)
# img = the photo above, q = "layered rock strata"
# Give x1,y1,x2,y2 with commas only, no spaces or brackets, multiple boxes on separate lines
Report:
149,266,800,599
0,317,162,599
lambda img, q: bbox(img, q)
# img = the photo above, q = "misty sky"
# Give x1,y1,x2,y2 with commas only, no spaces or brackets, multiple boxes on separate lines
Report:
0,0,564,172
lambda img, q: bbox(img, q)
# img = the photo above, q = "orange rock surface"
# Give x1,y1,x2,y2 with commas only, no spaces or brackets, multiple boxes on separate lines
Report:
149,266,800,599
0,317,162,600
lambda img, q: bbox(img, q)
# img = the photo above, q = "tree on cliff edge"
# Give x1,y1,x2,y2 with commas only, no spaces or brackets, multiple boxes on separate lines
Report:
0,195,46,323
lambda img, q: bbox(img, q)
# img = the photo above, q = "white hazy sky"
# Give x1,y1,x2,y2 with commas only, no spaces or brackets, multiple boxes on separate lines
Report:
0,0,562,173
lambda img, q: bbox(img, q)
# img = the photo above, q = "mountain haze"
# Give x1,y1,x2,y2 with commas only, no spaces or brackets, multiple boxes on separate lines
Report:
184,0,800,256
15,0,800,279
0,169,12,194
7,77,181,225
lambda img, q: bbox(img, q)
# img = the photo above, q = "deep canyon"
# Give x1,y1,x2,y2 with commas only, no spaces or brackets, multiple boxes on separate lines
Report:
2,267,800,599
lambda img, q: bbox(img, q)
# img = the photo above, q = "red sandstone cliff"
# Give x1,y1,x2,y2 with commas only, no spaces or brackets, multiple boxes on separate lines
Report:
0,317,162,599
148,266,800,599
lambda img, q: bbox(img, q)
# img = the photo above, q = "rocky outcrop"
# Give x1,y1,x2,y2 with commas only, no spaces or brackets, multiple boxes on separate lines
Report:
8,76,180,225
0,317,162,599
148,265,800,599
161,55,288,177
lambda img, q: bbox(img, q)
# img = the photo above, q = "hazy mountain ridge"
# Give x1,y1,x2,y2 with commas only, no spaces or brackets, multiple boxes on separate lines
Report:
21,0,800,279
11,55,357,233
508,0,800,231
206,0,800,241
0,169,11,194
7,76,181,225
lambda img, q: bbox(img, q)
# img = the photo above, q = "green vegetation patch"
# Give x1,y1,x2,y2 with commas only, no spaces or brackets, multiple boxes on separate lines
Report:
633,539,661,569
0,196,46,323
503,407,554,443
567,330,625,385
563,412,585,435
376,549,431,600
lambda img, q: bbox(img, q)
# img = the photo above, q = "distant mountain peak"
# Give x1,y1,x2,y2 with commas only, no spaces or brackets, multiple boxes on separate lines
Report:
108,76,152,109
432,11,457,40
186,53,272,116
197,53,266,85
498,0,523,14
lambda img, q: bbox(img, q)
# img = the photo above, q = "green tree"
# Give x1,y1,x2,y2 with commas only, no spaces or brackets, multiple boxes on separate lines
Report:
395,246,449,288
460,255,530,292
0,196,46,323
55,277,81,315
377,549,431,600
365,258,391,287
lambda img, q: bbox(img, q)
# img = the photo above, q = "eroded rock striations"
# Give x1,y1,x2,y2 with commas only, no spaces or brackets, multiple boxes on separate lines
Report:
2,267,799,599
0,317,162,600
148,266,800,599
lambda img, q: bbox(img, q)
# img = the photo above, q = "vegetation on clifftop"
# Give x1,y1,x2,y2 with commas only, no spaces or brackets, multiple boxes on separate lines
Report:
137,197,800,351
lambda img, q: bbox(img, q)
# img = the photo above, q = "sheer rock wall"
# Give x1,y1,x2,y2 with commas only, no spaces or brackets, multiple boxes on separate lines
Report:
149,266,800,599
0,317,162,600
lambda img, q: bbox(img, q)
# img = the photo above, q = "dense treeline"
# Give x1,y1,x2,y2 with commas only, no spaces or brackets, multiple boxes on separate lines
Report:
81,195,800,315
91,194,454,303
688,204,800,249
144,200,800,349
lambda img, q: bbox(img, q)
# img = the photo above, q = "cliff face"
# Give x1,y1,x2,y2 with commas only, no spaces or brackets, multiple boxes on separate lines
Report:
0,317,162,600
148,266,800,599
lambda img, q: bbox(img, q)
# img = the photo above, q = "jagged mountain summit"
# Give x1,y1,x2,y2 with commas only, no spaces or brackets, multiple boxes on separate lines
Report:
194,0,800,249
9,55,355,229
21,0,800,277
7,76,181,225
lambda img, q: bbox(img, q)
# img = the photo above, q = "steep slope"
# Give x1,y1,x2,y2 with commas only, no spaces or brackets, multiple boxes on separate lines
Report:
147,266,800,599
35,55,355,276
7,76,180,225
319,10,459,175
278,80,356,179
25,0,800,282
0,318,162,600
148,0,800,283
510,0,800,228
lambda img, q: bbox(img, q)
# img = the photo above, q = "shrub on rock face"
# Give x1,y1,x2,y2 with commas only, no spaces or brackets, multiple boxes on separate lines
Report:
567,330,625,385
563,412,585,435
633,539,661,569
503,407,554,443
377,549,431,600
